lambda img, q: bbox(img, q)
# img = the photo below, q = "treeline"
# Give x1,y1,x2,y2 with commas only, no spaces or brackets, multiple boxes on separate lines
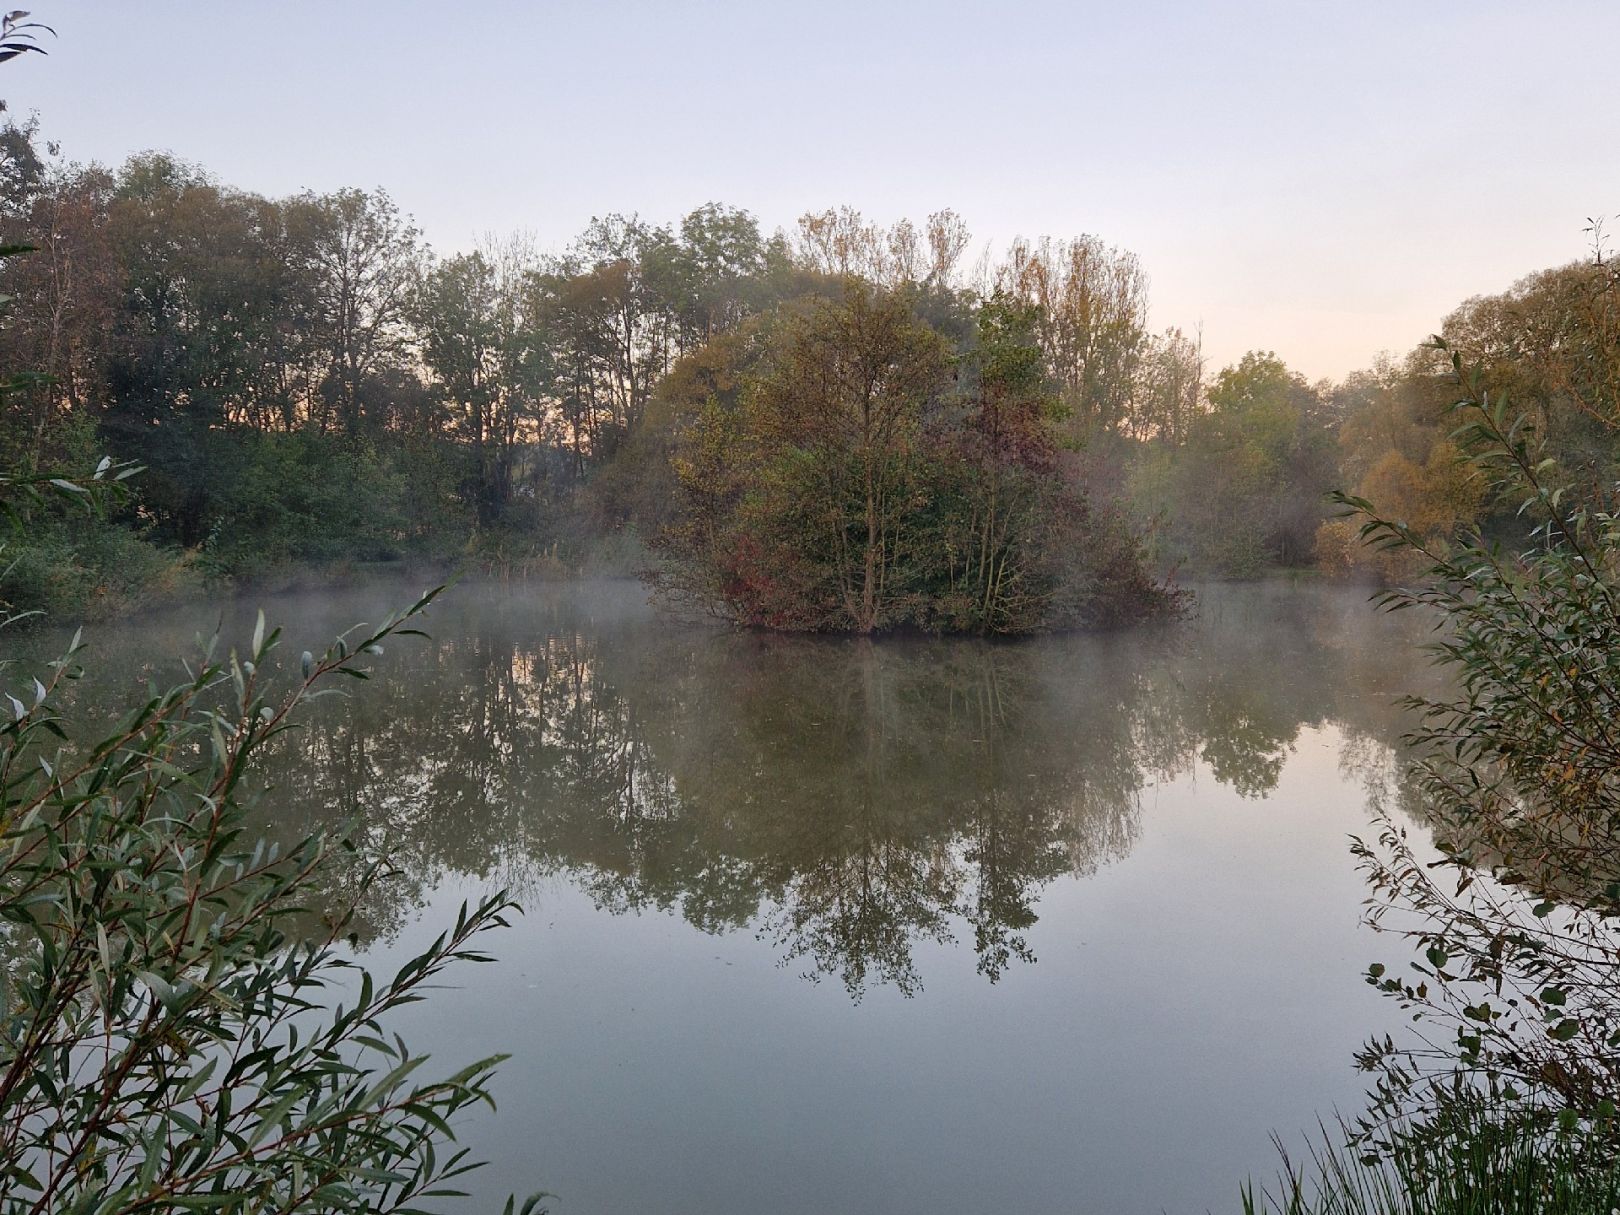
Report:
1,115,1615,621
0,116,1191,628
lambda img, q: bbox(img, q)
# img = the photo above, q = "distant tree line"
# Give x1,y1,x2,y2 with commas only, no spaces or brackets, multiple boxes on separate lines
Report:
1,116,1614,623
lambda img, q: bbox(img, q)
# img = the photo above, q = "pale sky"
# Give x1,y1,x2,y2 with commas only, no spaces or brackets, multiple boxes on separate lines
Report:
7,1,1618,380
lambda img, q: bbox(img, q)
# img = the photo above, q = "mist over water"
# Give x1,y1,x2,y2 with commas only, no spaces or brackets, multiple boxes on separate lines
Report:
23,579,1437,1213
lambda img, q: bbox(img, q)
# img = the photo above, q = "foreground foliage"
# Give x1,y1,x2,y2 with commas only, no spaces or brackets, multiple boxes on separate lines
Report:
0,581,538,1212
1242,1100,1620,1215
1247,341,1620,1210
1341,346,1620,1131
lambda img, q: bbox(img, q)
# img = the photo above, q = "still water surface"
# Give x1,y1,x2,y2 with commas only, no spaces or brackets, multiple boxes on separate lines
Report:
34,581,1437,1214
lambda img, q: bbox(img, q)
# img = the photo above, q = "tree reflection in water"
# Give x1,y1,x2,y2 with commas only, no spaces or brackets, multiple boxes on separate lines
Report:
46,581,1434,999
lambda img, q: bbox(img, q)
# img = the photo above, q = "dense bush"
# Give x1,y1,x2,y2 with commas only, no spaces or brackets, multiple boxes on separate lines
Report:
199,431,411,579
0,512,198,619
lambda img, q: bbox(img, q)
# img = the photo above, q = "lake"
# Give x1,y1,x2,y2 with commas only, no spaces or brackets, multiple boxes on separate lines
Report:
24,579,1439,1214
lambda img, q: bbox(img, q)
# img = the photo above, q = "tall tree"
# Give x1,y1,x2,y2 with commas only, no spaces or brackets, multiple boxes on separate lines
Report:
414,240,550,526
670,202,766,348
1132,326,1204,445
0,156,119,471
1170,351,1336,572
287,187,420,436
749,285,951,632
794,206,971,291
101,155,305,542
997,234,1149,438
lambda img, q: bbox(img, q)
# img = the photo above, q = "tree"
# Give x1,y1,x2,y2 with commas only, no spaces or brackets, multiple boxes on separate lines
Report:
668,202,767,349
1131,326,1204,446
794,206,971,291
996,234,1149,438
414,243,550,528
658,285,948,632
1143,351,1336,574
286,188,421,438
1434,254,1620,503
735,283,950,633
920,292,1067,632
5,167,120,449
94,156,318,545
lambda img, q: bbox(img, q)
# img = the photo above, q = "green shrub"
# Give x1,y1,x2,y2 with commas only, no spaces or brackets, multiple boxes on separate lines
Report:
0,585,541,1213
201,432,410,580
0,516,198,621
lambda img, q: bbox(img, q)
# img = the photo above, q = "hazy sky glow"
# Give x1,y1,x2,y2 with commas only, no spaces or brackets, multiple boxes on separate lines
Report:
8,1,1618,379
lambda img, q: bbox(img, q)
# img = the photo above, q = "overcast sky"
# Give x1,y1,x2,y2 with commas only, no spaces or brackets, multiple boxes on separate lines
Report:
6,1,1616,380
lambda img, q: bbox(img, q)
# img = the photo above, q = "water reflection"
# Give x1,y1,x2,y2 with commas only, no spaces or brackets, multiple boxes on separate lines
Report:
33,581,1433,1000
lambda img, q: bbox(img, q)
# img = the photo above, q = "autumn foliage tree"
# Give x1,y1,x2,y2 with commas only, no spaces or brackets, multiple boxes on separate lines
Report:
656,286,1181,634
